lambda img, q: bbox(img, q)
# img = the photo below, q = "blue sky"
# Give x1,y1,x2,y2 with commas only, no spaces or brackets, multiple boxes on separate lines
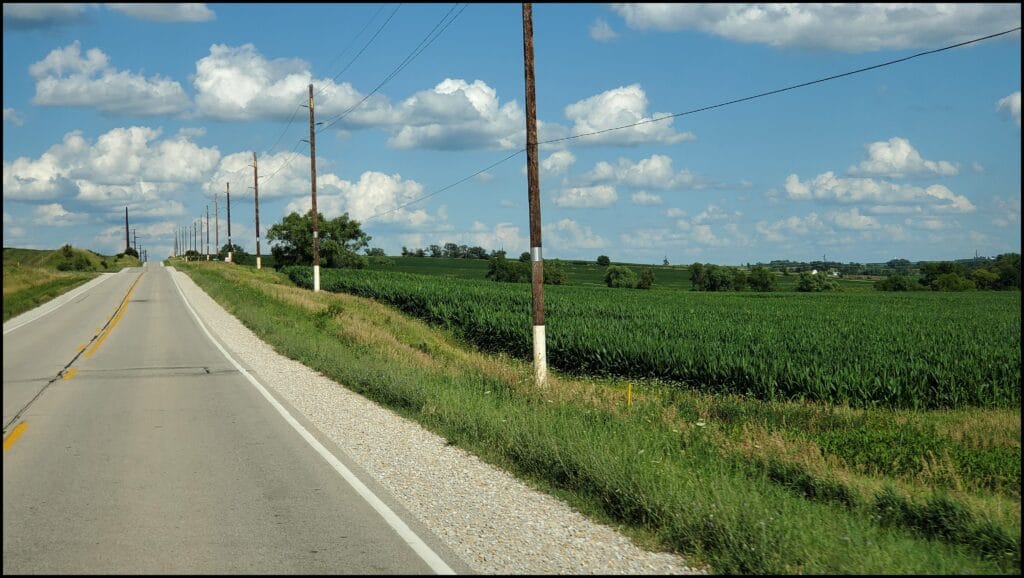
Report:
3,3,1020,265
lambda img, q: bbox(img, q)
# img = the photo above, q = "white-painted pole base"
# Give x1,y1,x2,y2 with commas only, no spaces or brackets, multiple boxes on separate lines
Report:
227,252,232,263
256,256,262,270
533,324,547,387
314,264,320,292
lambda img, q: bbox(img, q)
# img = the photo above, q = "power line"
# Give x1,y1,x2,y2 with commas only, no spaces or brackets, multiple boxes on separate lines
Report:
318,3,466,134
359,25,1022,223
260,4,465,191
539,25,1023,147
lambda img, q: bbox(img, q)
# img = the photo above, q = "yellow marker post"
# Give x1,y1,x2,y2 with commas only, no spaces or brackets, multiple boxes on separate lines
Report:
627,383,632,409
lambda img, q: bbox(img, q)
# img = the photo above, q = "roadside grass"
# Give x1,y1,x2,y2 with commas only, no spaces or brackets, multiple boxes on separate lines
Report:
2,265,97,322
177,261,1020,574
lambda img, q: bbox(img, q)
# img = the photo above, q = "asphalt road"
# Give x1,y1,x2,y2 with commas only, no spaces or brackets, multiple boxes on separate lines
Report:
3,263,465,574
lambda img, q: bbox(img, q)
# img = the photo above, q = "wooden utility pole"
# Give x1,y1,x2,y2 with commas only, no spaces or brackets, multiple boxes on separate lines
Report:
215,192,219,257
309,83,321,292
522,3,547,387
124,206,130,253
226,182,232,263
205,205,210,260
253,152,261,270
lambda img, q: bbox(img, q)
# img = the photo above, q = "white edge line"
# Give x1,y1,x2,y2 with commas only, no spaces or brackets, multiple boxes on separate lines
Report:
168,267,456,575
3,273,117,336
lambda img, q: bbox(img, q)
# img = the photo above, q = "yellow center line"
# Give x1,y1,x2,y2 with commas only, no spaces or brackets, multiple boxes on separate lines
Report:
84,272,144,359
63,368,78,380
76,343,87,354
3,422,28,451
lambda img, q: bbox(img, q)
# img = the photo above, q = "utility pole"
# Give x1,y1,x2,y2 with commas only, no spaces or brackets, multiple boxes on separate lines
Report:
253,152,261,270
215,192,220,258
205,204,210,260
522,3,546,387
309,83,321,292
227,182,233,263
133,229,138,256
124,206,130,253
193,221,197,257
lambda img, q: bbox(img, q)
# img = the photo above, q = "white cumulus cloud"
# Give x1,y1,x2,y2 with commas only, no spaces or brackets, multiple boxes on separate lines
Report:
997,91,1021,128
32,203,89,227
589,18,618,42
564,85,695,146
848,137,958,178
631,191,662,206
107,3,215,22
388,78,524,150
30,42,190,116
582,153,709,190
610,4,1021,52
553,185,617,208
785,172,975,213
4,107,25,125
193,43,394,124
830,208,880,230
3,4,89,29
543,218,607,250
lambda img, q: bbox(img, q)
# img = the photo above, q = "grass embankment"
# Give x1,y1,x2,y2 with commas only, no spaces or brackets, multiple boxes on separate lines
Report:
176,260,1020,574
3,246,140,322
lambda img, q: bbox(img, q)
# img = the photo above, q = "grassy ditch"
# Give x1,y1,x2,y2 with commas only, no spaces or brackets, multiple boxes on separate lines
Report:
2,265,97,322
177,261,1020,574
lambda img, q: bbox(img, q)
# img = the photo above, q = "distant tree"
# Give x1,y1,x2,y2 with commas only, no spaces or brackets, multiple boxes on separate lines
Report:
122,246,139,259
689,262,705,290
466,245,488,260
874,274,918,291
704,265,735,292
796,271,839,292
401,246,410,256
542,259,568,285
365,247,386,257
489,249,507,259
993,253,1021,289
970,268,1000,290
486,255,528,283
637,267,655,289
596,255,611,267
266,209,370,269
932,273,975,292
747,266,777,292
218,243,247,261
732,268,749,291
443,242,460,258
919,261,966,289
414,248,426,258
663,257,670,266
519,251,531,263
604,265,637,288
428,244,442,258
887,258,912,269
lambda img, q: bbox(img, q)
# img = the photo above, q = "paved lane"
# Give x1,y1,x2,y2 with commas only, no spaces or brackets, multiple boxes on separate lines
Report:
3,263,463,574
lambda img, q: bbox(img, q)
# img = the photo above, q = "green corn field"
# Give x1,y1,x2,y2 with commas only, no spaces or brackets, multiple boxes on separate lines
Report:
286,266,1020,410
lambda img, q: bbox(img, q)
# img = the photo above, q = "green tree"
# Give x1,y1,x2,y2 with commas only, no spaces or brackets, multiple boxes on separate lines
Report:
970,268,1000,290
266,209,370,269
637,267,655,289
747,266,777,292
596,255,611,267
364,247,386,257
519,251,531,263
932,272,975,291
689,262,705,290
874,274,918,291
218,243,247,261
541,259,568,285
604,265,638,288
919,261,966,289
796,271,839,292
732,268,749,291
486,255,528,283
993,253,1021,289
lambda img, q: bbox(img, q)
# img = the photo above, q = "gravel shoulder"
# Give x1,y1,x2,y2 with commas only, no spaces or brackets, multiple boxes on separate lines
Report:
171,266,704,575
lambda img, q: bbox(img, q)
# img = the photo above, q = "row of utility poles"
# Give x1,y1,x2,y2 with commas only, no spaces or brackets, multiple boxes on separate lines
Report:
167,4,547,386
123,207,146,262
